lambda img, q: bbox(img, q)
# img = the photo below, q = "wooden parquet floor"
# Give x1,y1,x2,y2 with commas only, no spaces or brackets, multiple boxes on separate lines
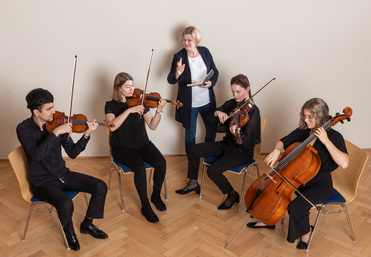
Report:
1,150,371,257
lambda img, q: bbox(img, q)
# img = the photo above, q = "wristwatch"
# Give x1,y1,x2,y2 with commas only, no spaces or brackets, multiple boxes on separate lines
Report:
156,111,163,116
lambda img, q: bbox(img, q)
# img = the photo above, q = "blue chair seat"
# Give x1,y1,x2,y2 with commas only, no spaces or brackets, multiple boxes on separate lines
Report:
113,160,152,174
320,188,346,205
30,191,80,202
204,157,257,174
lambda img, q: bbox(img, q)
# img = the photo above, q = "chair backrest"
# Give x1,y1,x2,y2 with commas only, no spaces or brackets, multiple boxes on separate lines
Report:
254,117,266,159
332,140,369,204
8,146,33,203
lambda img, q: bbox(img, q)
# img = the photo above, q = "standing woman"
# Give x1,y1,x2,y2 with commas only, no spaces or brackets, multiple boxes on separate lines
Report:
105,72,167,223
167,26,219,152
176,74,261,210
249,98,349,249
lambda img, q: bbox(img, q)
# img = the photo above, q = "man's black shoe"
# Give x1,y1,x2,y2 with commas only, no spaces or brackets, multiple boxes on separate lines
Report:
80,223,108,239
65,231,80,251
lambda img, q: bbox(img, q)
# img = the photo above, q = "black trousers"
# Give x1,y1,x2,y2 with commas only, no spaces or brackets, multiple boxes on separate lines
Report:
32,171,107,233
112,141,166,203
187,140,253,194
287,172,333,243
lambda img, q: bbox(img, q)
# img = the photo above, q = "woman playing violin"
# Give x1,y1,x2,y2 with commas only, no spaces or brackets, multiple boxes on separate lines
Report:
176,74,261,210
249,98,349,249
105,72,167,223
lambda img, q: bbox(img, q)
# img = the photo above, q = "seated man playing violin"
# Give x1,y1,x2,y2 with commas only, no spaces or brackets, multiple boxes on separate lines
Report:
16,88,108,251
175,74,261,210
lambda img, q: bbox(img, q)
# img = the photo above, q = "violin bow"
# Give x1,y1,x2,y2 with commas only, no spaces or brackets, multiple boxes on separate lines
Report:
141,49,154,107
67,55,78,124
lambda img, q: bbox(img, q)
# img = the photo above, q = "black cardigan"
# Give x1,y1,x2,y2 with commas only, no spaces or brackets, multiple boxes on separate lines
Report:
167,46,219,129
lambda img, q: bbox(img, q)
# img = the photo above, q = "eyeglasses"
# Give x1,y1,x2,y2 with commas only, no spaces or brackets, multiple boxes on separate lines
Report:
301,115,314,120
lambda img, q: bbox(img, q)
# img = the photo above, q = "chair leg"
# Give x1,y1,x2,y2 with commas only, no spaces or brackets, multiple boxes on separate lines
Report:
22,202,36,242
83,193,89,206
163,176,168,201
254,163,260,177
199,164,207,199
57,216,70,249
108,162,115,192
306,204,326,251
117,171,125,212
342,203,356,243
238,171,248,212
225,216,253,248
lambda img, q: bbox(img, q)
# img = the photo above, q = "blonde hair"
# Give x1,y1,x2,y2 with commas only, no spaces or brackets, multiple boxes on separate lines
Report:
298,98,330,129
112,72,133,102
181,26,202,45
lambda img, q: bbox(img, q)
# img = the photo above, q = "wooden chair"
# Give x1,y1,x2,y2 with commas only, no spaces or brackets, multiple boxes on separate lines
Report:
306,140,369,251
107,132,167,212
8,146,84,250
199,117,266,212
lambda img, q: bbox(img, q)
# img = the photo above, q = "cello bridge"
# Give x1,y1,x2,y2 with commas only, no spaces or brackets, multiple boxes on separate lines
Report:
265,173,277,183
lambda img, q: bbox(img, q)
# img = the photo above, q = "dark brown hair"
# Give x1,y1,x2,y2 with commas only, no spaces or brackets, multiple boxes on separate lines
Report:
230,74,252,99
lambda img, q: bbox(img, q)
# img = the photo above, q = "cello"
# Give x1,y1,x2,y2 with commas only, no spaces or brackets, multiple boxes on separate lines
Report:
244,107,353,226
225,107,352,248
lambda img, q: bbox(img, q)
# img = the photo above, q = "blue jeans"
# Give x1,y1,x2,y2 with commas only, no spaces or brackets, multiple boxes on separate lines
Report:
185,103,216,152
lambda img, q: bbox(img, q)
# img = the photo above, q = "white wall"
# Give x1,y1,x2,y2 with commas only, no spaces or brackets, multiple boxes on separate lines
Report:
1,0,370,158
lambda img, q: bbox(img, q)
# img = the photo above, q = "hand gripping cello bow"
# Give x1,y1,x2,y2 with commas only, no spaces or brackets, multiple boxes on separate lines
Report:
225,107,352,248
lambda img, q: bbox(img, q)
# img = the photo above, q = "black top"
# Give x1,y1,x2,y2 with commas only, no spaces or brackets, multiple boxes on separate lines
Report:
215,99,261,154
105,100,150,150
16,117,89,187
167,46,219,129
281,128,348,174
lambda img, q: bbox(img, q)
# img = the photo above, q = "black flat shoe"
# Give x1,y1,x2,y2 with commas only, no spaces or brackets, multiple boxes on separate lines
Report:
65,231,80,251
296,225,314,249
296,240,308,249
246,222,276,230
175,183,200,195
218,193,240,210
80,224,108,239
151,193,166,211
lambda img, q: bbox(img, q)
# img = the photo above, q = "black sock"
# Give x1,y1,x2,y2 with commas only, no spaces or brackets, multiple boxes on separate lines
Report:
81,217,93,227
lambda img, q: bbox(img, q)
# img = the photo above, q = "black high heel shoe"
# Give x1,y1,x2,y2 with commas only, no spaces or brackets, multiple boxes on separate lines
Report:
175,182,200,195
218,192,240,210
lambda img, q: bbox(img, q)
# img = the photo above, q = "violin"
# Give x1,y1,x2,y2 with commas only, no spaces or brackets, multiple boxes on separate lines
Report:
46,111,112,133
229,100,253,144
244,107,353,226
127,88,183,109
47,55,111,135
217,78,275,137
